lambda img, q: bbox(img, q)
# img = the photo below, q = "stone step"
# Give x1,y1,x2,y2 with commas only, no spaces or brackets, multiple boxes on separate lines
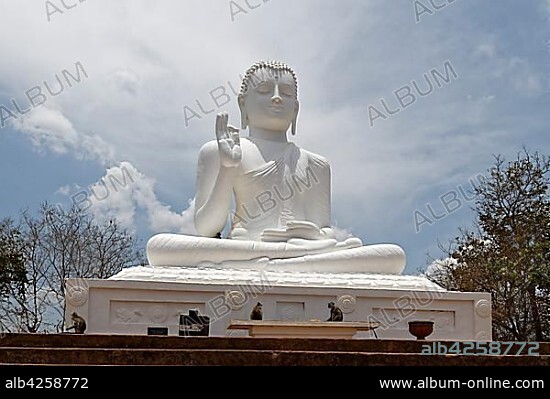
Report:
1,334,547,366
0,334,425,352
1,347,548,366
2,334,548,354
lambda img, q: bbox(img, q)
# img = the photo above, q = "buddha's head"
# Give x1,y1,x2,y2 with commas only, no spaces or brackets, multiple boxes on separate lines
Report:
238,60,299,135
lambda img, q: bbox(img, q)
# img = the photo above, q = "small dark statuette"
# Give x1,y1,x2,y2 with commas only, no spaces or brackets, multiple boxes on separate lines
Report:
214,232,222,239
327,301,343,322
179,309,210,337
250,302,263,320
67,312,87,334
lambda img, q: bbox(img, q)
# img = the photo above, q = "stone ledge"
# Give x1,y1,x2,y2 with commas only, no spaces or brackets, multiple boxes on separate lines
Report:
1,347,548,366
0,334,518,352
0,334,548,366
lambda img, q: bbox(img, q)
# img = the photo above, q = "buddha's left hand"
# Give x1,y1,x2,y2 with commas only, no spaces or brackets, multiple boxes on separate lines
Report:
261,220,324,241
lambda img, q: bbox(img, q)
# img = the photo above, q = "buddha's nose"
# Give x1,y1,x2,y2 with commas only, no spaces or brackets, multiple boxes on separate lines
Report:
271,84,283,104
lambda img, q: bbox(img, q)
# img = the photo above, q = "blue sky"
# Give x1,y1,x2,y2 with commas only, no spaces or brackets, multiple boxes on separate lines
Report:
0,0,549,274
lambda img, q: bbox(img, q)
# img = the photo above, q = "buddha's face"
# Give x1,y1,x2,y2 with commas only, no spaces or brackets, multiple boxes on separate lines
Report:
240,68,298,132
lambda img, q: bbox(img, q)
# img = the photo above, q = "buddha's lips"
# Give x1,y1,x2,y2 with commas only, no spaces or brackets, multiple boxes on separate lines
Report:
269,106,284,113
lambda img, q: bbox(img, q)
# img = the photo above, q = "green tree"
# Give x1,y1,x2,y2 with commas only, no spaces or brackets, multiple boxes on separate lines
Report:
0,219,26,297
428,150,550,341
0,219,27,333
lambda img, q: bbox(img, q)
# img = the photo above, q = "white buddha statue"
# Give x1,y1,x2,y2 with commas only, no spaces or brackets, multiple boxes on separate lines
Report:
147,61,405,274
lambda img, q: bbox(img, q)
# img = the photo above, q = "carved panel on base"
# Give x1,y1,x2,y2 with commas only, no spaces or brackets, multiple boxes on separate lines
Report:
110,301,205,326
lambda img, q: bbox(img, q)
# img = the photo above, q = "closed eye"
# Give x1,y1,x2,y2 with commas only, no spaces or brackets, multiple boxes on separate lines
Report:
279,84,295,97
255,82,273,94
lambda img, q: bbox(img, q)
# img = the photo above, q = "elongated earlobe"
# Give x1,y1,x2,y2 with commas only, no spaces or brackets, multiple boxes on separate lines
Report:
238,95,248,129
291,100,299,135
241,112,249,130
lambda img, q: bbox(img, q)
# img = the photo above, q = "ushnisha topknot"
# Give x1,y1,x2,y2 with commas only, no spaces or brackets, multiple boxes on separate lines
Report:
239,60,298,97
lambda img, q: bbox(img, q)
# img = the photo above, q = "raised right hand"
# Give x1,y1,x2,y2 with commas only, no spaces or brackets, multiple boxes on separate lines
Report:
215,112,242,168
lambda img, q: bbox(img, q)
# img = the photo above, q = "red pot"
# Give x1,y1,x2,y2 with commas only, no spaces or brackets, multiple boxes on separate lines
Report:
408,321,434,340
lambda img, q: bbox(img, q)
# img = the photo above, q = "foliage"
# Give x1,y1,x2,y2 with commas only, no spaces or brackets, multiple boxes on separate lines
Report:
428,150,550,341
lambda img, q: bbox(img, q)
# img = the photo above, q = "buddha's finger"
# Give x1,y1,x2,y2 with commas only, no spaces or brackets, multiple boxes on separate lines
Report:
215,113,224,140
231,130,240,146
223,112,229,135
219,113,227,139
287,220,318,230
218,140,232,154
231,146,242,160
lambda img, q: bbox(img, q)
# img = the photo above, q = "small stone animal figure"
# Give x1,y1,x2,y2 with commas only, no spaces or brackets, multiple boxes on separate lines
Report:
67,312,87,334
250,302,263,320
327,301,343,322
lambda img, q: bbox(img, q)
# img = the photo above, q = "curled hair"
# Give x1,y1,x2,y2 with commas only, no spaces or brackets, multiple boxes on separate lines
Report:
239,60,298,97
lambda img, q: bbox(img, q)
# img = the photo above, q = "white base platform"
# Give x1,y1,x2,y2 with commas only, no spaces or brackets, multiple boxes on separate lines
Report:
65,266,492,340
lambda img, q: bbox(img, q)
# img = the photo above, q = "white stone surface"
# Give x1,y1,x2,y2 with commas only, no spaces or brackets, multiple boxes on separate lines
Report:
66,267,492,341
63,61,492,341
146,61,405,274
110,266,445,291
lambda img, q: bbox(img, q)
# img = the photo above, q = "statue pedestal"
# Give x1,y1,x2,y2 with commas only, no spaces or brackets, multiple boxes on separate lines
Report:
65,266,491,340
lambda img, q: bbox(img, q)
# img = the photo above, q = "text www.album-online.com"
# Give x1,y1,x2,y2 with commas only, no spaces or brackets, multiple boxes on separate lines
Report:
379,377,545,389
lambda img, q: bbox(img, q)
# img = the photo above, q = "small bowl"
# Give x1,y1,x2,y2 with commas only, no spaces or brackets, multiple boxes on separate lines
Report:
408,321,434,340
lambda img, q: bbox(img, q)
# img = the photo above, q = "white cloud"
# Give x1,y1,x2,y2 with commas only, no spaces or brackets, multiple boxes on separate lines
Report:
110,68,140,96
424,257,458,281
84,161,196,235
507,58,543,97
475,42,496,58
10,105,115,166
55,184,72,196
331,226,354,241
